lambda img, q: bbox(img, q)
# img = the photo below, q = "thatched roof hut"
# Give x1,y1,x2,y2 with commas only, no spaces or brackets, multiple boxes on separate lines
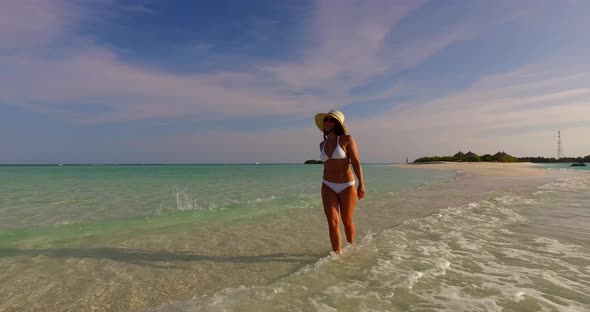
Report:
453,151,465,158
492,151,513,162
465,151,478,157
493,151,509,158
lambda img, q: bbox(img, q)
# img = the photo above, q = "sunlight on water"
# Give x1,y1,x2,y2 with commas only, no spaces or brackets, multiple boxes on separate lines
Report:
1,165,588,311
150,173,590,312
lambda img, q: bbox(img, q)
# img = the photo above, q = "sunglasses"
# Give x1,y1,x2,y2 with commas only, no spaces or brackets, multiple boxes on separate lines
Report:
323,117,336,123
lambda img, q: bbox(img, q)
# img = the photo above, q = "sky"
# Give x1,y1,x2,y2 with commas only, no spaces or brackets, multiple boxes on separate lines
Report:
1,0,589,164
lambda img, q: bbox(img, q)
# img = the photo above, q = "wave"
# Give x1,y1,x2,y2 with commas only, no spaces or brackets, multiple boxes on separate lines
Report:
537,176,590,192
168,188,285,214
174,189,201,211
149,188,590,312
0,190,318,245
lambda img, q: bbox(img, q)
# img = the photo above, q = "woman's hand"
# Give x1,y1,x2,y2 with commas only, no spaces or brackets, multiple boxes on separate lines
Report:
357,184,365,199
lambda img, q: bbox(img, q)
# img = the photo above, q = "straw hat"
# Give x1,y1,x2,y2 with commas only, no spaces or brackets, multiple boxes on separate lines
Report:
315,109,347,134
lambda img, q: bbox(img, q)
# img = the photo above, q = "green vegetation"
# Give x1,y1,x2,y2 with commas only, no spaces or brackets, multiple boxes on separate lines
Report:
414,151,589,163
414,156,461,163
415,151,517,163
304,160,323,164
517,156,590,163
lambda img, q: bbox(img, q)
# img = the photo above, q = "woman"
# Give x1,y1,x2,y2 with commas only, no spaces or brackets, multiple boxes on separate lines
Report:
315,109,365,254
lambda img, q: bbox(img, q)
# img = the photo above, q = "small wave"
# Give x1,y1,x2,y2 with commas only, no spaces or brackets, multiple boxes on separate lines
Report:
538,176,590,191
169,189,285,214
532,237,589,259
148,190,589,312
246,195,280,205
175,189,201,211
492,194,536,206
285,193,320,210
54,220,76,226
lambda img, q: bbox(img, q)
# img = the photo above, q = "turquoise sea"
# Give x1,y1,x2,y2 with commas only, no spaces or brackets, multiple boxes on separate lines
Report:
0,164,589,311
539,162,590,172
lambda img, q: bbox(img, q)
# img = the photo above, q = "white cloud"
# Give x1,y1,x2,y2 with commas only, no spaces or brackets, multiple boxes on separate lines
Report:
351,65,590,160
1,0,588,162
259,0,427,91
123,64,590,163
125,126,321,164
1,0,488,123
1,0,445,123
0,0,75,51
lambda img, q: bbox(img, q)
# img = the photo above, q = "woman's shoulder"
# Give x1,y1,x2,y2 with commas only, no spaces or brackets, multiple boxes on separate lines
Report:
340,134,354,142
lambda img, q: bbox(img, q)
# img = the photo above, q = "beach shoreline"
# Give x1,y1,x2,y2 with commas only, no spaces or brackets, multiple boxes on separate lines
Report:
3,164,589,311
394,161,550,177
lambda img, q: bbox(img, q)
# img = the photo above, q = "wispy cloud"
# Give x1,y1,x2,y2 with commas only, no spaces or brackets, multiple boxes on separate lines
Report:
352,64,590,160
124,63,590,163
0,0,496,124
126,126,320,164
1,0,588,162
0,0,74,51
0,46,332,123
259,0,426,91
121,4,157,15
259,0,532,94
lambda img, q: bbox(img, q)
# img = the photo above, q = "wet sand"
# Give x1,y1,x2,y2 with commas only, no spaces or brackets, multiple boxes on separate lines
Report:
395,162,549,177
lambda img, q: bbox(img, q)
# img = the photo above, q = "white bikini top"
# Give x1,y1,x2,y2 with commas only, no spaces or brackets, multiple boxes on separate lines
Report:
321,136,347,161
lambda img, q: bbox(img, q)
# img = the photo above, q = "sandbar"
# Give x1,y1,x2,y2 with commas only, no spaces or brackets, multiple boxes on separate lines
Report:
395,162,550,177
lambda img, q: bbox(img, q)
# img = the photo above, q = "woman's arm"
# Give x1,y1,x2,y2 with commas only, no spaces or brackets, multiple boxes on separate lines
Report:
346,135,365,199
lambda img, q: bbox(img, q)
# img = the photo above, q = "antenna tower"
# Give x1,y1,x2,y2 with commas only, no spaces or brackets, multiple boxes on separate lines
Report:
557,131,562,160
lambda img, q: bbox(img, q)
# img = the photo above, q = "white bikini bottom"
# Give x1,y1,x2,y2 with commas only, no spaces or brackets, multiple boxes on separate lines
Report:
322,180,356,194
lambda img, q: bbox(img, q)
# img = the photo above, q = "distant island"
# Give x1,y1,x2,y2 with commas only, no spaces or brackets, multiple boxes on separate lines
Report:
414,151,590,163
304,160,323,164
517,156,589,163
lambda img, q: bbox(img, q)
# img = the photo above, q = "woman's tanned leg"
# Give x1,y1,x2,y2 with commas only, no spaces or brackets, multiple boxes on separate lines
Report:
338,185,357,245
321,183,342,253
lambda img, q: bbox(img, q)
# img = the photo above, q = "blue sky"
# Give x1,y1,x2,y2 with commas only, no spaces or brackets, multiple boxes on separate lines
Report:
1,0,589,163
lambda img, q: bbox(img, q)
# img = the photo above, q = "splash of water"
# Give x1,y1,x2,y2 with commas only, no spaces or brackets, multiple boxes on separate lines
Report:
175,189,199,211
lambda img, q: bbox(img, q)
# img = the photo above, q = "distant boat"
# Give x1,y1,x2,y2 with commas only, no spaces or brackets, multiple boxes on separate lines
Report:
570,163,586,167
253,162,261,165
58,164,63,166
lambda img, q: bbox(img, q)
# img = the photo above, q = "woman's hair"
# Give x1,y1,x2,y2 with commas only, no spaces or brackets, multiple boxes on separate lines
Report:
323,120,345,140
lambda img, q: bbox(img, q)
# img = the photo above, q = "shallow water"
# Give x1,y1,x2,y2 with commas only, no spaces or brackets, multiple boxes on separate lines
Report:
1,165,588,311
539,163,589,172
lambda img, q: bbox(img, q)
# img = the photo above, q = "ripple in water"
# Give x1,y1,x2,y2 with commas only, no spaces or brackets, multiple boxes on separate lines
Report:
149,182,590,312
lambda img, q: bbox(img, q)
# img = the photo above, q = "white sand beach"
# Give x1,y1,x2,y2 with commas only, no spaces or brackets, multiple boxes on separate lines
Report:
396,162,550,177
